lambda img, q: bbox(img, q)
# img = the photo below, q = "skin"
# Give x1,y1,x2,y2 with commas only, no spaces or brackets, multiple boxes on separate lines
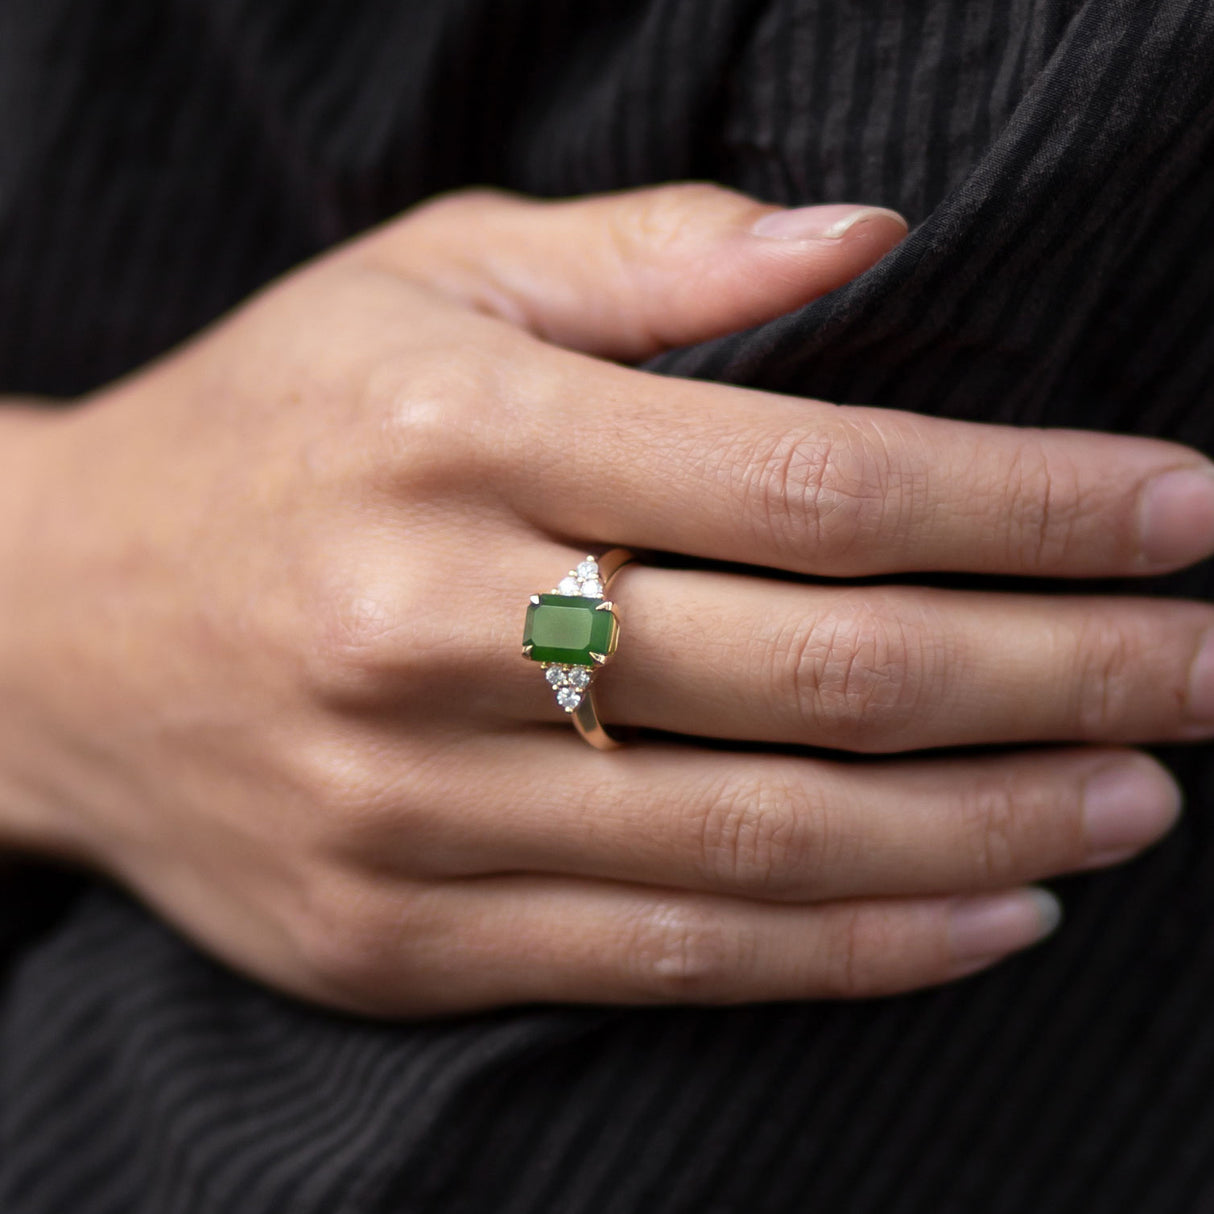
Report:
0,182,1211,1017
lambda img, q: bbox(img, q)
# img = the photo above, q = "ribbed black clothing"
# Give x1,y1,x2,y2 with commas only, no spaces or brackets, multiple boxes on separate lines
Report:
2,1,1214,1211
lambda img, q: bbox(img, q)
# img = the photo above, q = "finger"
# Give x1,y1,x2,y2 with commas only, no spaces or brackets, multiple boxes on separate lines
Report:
391,737,1177,904
577,569,1214,750
504,362,1214,577
339,872,1061,1014
346,183,908,360
344,542,1214,747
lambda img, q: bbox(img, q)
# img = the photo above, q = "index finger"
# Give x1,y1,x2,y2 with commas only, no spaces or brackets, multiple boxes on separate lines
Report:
506,353,1214,578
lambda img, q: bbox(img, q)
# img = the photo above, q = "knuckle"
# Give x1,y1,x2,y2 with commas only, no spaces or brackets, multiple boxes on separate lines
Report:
406,186,520,228
1002,438,1085,569
311,586,398,677
1071,616,1140,736
779,599,941,749
696,773,830,897
956,781,1025,884
614,183,731,253
953,775,1080,884
288,734,395,833
621,900,753,1002
304,575,459,705
732,419,897,567
306,583,413,699
293,876,419,1007
362,352,504,493
820,905,895,998
353,188,528,266
285,734,449,872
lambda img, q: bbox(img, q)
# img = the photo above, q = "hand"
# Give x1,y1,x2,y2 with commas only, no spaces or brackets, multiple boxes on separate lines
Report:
3,184,1212,1016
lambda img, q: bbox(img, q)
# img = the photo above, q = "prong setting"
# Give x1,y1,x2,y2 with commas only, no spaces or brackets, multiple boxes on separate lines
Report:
523,552,627,717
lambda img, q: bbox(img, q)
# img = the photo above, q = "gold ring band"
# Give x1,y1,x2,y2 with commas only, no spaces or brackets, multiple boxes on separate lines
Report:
521,547,636,750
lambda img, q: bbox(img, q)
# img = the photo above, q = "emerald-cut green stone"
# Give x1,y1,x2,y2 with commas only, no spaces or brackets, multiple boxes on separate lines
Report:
523,595,617,665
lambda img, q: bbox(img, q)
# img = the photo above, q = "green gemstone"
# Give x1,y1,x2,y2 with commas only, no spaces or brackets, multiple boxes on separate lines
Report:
523,595,617,665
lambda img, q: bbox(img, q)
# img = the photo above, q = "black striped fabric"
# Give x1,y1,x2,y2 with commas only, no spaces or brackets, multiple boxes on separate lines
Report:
2,1,1214,1211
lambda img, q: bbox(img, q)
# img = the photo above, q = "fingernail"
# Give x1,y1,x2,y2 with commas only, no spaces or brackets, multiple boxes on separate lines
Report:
1138,466,1214,568
948,888,1061,975
1081,758,1182,869
750,204,908,241
1187,628,1214,728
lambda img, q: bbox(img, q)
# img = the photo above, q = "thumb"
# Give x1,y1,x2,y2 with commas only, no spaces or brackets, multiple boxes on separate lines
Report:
350,183,908,361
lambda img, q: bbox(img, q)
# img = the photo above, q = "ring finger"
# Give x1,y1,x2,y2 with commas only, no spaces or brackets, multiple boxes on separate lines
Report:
512,562,1214,751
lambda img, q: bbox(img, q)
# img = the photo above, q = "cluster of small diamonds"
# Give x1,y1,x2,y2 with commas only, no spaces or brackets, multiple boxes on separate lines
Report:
545,663,592,711
542,557,602,712
554,557,603,600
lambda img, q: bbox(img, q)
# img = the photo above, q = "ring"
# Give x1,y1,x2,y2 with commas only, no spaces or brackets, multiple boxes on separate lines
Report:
521,548,636,749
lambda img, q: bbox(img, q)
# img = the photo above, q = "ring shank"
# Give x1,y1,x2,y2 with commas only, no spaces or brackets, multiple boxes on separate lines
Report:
571,547,635,750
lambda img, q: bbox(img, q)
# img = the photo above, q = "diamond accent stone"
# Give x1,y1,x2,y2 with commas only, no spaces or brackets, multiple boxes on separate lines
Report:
544,663,593,691
556,687,583,712
550,558,606,600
